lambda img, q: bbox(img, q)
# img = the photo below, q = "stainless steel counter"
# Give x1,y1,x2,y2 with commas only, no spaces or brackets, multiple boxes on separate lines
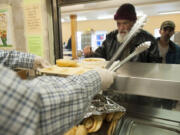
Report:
106,62,180,135
111,62,180,100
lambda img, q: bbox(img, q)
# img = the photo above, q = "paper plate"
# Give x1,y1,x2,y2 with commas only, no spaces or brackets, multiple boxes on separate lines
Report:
83,58,105,62
37,65,90,77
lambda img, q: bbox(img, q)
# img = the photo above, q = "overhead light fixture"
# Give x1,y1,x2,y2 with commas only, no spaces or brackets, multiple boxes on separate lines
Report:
97,15,113,20
77,17,87,21
159,11,180,15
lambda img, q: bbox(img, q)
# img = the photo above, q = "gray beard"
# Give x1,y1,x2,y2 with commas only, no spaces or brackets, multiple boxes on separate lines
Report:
117,33,128,44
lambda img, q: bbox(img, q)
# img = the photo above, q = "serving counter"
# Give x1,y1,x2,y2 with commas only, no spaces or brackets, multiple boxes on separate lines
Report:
36,60,180,134
105,62,180,135
111,62,180,100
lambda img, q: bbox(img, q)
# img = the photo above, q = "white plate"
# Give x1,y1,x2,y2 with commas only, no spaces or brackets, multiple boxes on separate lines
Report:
37,65,90,77
83,58,105,62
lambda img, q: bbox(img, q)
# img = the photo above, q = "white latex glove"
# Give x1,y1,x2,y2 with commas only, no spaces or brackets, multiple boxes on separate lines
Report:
95,68,115,90
33,56,51,69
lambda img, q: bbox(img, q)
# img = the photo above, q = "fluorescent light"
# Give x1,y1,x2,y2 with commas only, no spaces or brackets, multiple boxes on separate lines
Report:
97,15,113,20
159,11,180,15
97,12,144,20
77,17,87,21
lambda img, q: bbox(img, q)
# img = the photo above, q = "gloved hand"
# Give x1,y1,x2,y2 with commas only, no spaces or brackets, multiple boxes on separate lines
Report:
95,68,115,90
33,56,51,69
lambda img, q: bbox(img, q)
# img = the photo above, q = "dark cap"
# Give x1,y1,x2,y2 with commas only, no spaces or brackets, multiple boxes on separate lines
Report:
114,3,137,21
160,20,175,30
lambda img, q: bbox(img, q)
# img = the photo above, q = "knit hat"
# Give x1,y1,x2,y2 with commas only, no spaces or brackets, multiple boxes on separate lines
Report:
160,20,175,30
114,3,137,21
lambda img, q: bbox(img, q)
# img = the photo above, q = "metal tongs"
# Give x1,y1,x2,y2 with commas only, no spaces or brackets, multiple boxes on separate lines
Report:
108,41,151,72
105,15,147,69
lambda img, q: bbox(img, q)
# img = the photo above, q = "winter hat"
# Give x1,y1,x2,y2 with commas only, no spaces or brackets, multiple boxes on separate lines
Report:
114,3,137,21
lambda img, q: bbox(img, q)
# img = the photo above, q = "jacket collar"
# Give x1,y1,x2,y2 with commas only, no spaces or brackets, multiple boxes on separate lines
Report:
157,37,176,53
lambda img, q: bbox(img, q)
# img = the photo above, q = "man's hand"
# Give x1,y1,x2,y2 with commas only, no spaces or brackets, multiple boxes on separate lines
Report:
83,45,93,57
33,56,51,69
95,68,115,90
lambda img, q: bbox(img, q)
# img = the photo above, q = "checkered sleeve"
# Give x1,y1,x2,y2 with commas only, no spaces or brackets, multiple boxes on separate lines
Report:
0,64,101,135
0,50,35,69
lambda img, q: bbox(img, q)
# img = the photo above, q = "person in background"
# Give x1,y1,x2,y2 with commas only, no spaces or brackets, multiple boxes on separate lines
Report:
66,37,72,50
156,21,180,109
83,3,161,62
157,20,180,64
0,49,114,135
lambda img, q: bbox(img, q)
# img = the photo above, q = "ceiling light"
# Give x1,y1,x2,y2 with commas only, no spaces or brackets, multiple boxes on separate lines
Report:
159,11,180,15
77,17,87,21
97,15,113,20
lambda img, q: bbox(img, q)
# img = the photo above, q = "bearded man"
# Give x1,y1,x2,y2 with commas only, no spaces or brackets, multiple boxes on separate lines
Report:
83,3,161,62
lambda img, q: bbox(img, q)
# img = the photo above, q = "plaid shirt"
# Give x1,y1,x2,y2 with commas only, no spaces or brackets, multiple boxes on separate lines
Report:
0,50,101,135
0,50,35,69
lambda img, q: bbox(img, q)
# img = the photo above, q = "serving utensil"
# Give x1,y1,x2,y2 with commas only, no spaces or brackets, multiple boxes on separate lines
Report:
105,15,147,69
108,41,151,72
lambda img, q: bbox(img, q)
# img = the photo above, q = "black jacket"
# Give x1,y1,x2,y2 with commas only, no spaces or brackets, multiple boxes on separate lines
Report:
92,29,161,62
157,37,180,64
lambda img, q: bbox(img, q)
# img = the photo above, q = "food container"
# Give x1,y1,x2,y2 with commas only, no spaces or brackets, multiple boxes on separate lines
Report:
64,94,126,135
